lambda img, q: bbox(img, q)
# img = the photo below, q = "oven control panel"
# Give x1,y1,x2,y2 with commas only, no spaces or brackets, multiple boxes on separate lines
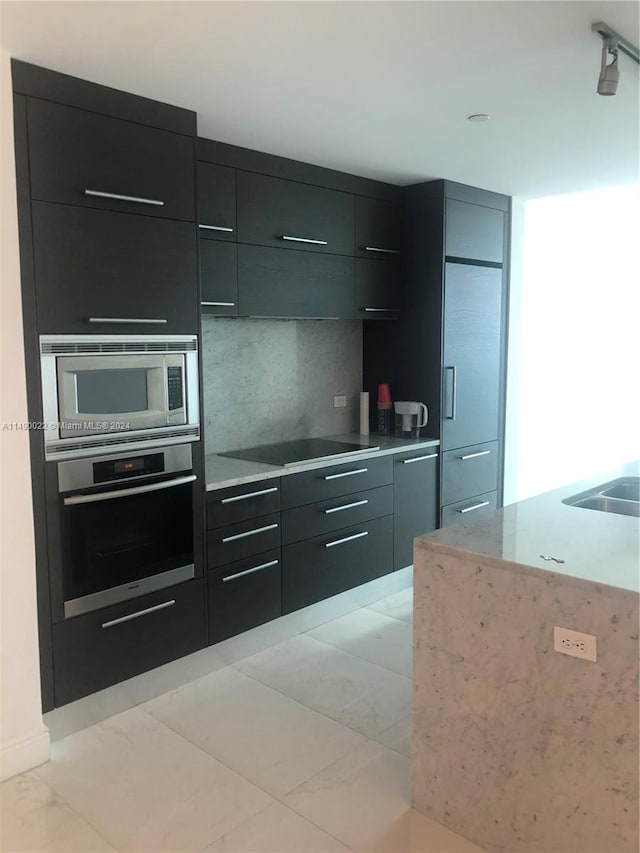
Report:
167,366,184,411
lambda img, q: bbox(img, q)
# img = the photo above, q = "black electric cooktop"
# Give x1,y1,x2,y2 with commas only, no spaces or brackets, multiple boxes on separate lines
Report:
220,438,380,467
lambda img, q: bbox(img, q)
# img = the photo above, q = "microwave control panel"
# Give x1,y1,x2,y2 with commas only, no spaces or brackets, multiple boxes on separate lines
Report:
167,366,184,411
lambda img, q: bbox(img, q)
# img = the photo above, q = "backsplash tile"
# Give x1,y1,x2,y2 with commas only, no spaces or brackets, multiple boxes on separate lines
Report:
202,318,362,454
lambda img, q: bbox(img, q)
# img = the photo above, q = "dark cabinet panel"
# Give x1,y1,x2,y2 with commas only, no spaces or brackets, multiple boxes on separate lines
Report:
442,263,503,451
281,455,392,508
200,240,238,316
355,196,401,258
32,202,198,334
393,449,438,570
197,162,236,241
238,244,353,319
207,512,281,569
237,171,354,256
441,441,499,506
445,199,505,263
282,515,393,613
52,579,206,706
208,549,282,644
355,258,401,319
206,479,281,528
441,490,497,528
27,98,195,222
282,484,393,545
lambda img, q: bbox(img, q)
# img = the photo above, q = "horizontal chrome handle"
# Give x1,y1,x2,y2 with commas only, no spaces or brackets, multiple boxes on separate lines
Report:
221,523,279,543
324,468,368,481
363,246,400,255
363,308,400,313
63,475,196,506
459,450,491,461
102,599,175,629
201,301,236,307
401,453,438,464
324,499,369,515
199,224,234,232
222,559,279,583
88,317,168,325
458,500,490,514
85,189,164,207
325,531,369,549
281,235,328,246
221,486,278,504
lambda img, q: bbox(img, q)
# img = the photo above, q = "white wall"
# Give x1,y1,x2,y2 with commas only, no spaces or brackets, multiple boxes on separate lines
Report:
0,49,49,780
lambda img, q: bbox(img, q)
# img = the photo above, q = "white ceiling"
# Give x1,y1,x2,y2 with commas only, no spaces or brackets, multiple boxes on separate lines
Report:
1,1,639,198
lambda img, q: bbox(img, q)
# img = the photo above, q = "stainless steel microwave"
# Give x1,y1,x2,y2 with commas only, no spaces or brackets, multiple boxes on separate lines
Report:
40,335,200,460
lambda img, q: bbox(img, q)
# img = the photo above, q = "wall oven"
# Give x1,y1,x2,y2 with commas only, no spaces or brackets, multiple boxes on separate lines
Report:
58,444,195,618
40,335,199,460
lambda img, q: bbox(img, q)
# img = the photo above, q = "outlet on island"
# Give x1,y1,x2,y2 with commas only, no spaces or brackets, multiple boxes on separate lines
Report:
553,626,597,662
333,395,347,408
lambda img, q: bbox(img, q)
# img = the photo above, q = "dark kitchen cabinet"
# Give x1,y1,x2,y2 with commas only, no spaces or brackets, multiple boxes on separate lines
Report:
393,449,438,570
238,244,353,318
445,199,504,263
355,258,401,319
441,441,499,506
281,455,392,508
206,478,281,528
31,201,199,334
26,98,195,222
197,162,236,240
207,512,281,568
237,171,354,256
355,196,401,258
200,240,238,316
440,490,498,527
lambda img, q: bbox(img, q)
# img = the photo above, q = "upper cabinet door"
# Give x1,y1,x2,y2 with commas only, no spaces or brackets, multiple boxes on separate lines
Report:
445,199,505,263
237,172,354,256
197,163,237,241
355,196,402,258
27,99,195,222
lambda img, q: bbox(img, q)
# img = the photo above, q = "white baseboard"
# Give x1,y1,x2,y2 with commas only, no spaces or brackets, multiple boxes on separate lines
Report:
0,726,50,781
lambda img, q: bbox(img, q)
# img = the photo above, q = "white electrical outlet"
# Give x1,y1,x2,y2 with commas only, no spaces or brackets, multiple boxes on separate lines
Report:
334,395,347,408
553,626,597,662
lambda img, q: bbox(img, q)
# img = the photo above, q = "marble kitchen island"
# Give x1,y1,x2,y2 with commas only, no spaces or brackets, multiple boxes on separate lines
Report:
412,463,639,853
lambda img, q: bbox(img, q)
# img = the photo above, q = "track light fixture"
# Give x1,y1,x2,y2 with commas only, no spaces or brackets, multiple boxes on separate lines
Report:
592,21,640,96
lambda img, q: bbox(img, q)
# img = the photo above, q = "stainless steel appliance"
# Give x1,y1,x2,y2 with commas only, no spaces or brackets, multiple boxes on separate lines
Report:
58,444,196,618
40,335,199,460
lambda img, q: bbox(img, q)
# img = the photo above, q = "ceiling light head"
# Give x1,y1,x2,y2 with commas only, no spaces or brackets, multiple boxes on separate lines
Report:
598,40,619,95
467,114,490,122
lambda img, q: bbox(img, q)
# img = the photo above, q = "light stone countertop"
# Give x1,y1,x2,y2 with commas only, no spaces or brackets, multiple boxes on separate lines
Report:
205,432,440,491
416,459,640,593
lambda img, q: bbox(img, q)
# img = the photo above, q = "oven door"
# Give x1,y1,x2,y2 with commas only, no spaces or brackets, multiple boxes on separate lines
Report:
60,473,196,618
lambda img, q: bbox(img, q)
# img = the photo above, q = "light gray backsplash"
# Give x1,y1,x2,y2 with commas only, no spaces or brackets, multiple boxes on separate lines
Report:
202,318,362,454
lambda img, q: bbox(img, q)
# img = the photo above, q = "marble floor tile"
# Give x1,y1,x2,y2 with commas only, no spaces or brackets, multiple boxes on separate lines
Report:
0,771,113,852
233,634,411,738
366,586,414,624
372,714,412,757
306,608,413,676
203,801,351,852
142,666,366,796
34,707,272,852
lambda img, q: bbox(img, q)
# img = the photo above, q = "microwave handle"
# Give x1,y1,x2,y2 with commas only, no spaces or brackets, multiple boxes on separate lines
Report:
88,317,168,325
63,474,196,506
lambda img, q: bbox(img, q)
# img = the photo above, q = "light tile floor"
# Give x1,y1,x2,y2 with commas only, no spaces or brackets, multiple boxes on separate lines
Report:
1,580,485,853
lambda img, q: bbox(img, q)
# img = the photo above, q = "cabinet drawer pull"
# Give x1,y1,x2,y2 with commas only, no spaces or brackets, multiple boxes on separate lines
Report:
324,530,368,549
281,235,328,246
363,246,400,255
363,307,400,313
199,224,234,232
401,453,438,464
221,523,279,543
89,317,168,325
84,189,164,207
222,559,279,582
101,599,175,629
324,468,368,481
220,486,278,504
324,499,369,515
458,450,491,461
201,301,236,307
457,500,490,514
444,366,457,420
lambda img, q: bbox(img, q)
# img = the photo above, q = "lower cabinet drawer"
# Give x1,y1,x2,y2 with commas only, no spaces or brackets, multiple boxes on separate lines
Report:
207,513,281,568
281,484,393,545
208,549,282,644
281,455,392,508
440,490,497,528
206,479,281,529
441,441,499,505
282,515,393,613
52,580,206,707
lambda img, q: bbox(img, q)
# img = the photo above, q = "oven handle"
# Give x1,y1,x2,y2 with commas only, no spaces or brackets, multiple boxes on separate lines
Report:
63,474,196,506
